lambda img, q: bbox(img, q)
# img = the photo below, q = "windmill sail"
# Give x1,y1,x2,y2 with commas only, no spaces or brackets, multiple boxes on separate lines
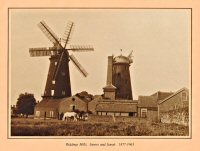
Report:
62,21,74,48
127,50,133,63
70,45,94,52
52,51,65,80
29,47,59,57
38,20,61,47
69,54,88,77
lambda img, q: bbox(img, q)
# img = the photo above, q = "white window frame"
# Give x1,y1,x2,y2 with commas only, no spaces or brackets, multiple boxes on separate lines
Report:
182,92,187,101
35,111,40,117
50,111,54,117
141,108,147,118
51,90,54,96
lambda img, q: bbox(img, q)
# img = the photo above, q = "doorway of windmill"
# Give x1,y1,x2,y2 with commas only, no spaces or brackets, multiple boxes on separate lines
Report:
129,112,134,116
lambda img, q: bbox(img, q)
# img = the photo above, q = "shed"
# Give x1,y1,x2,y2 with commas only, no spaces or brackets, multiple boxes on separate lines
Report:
34,96,88,119
138,96,158,120
96,100,138,117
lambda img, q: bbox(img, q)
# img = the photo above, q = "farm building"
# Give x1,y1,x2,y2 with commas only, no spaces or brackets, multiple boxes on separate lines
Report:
138,96,158,121
137,87,189,123
88,95,102,114
34,93,92,119
96,99,138,117
158,87,189,112
158,87,189,125
137,91,173,121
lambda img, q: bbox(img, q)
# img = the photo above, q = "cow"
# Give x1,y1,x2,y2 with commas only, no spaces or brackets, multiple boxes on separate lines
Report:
62,112,79,121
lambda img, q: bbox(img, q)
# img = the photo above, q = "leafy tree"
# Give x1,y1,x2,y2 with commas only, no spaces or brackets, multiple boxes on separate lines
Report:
16,92,37,117
76,91,94,112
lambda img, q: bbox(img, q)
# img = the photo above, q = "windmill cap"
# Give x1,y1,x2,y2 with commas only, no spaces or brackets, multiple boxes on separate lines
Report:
113,55,132,64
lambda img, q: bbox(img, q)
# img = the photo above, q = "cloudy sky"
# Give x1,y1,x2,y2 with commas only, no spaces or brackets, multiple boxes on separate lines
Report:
10,9,191,105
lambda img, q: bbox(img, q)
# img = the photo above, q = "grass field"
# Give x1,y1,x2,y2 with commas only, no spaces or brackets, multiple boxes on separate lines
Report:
11,116,189,136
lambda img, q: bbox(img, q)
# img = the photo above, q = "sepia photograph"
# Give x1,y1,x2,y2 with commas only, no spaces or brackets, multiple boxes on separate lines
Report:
9,8,191,137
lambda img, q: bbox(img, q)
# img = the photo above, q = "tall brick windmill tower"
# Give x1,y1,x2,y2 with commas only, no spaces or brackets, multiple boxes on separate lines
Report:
29,20,94,99
103,50,133,100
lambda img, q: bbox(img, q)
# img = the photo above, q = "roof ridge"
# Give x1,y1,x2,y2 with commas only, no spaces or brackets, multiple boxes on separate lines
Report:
158,87,188,104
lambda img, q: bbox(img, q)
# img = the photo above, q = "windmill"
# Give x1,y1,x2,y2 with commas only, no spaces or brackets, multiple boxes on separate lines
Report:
103,50,133,100
29,20,94,99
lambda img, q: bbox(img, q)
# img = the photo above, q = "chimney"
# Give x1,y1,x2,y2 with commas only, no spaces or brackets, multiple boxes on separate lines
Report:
103,56,116,100
107,56,113,85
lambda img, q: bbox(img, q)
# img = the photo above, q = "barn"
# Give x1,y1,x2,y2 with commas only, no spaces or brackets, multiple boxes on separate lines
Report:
158,87,189,112
34,95,89,119
96,99,138,117
158,87,189,125
138,96,158,121
137,91,173,121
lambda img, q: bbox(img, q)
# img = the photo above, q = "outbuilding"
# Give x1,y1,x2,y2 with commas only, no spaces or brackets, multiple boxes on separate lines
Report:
34,96,88,119
158,88,189,125
96,99,138,117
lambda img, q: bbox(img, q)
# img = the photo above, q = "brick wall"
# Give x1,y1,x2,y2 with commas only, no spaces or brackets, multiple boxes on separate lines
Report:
160,107,189,126
34,107,59,119
88,96,101,114
59,96,87,113
146,110,158,122
138,107,158,122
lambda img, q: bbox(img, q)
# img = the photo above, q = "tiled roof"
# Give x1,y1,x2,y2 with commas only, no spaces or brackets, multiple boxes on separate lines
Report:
151,91,174,100
138,91,174,108
138,96,157,108
35,96,85,109
96,101,137,112
158,87,189,104
35,98,63,109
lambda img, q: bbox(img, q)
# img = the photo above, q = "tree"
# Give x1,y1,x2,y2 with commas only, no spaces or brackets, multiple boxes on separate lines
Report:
76,91,94,112
16,92,37,117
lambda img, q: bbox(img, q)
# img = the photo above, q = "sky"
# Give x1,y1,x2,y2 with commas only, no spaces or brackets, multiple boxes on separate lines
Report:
10,9,191,105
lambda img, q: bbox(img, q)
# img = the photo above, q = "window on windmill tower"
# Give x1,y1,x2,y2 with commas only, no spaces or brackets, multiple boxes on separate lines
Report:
51,90,54,96
52,80,55,84
55,62,57,66
117,73,121,78
62,91,65,95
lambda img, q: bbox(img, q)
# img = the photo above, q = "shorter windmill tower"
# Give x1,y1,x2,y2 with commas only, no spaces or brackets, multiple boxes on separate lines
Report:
103,50,133,100
29,20,94,99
